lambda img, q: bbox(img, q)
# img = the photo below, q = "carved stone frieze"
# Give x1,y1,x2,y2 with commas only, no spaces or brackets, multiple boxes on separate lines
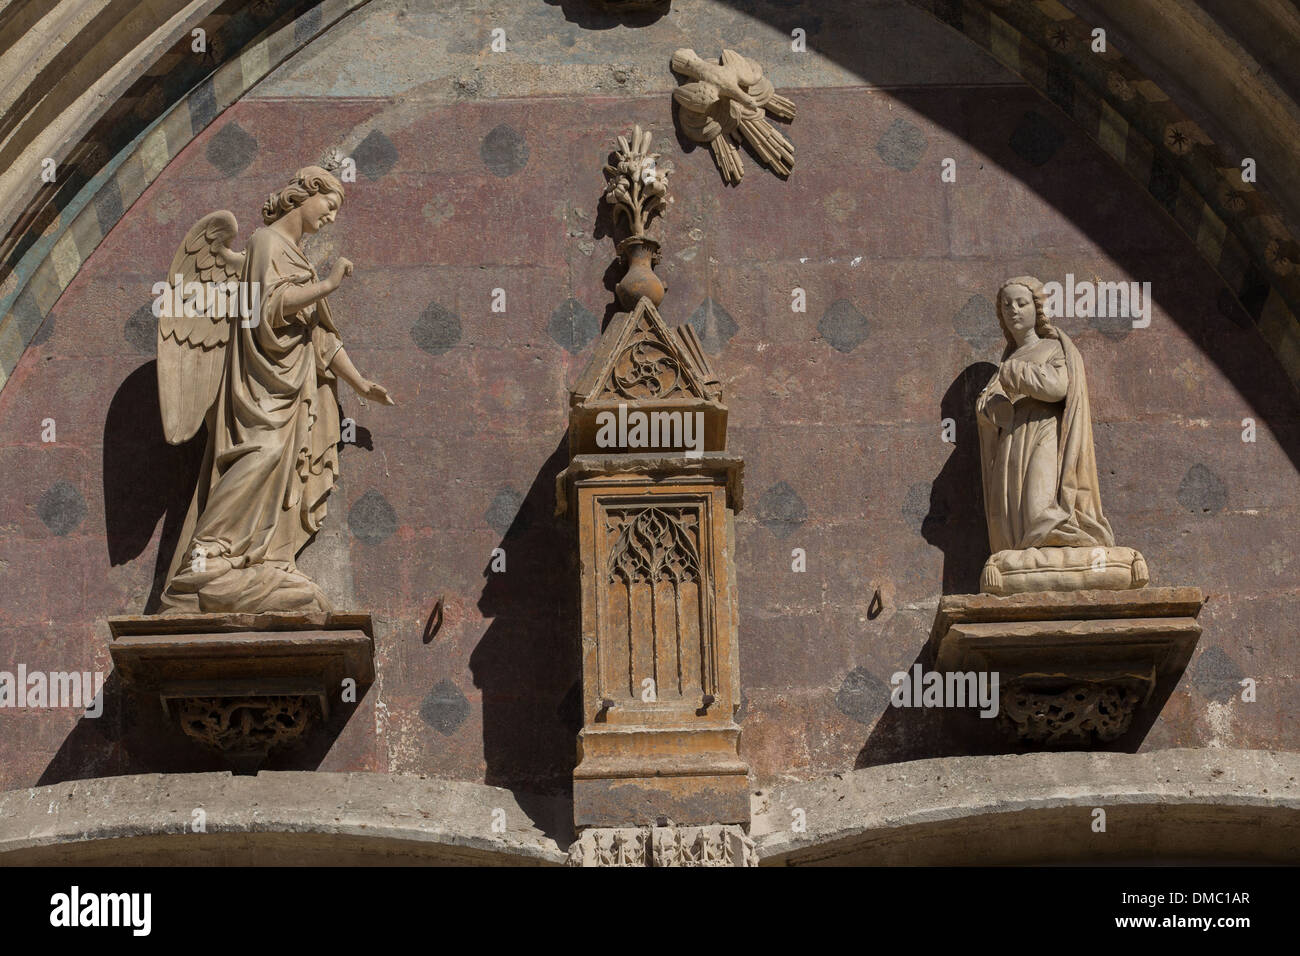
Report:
651,824,757,867
567,825,756,867
565,827,650,867
176,694,316,755
1001,679,1144,746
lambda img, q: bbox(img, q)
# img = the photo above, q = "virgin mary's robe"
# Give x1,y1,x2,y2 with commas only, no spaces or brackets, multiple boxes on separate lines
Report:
160,227,342,613
976,329,1114,555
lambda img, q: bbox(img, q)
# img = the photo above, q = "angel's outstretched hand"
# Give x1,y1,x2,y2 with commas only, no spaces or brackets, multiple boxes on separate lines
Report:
358,379,396,406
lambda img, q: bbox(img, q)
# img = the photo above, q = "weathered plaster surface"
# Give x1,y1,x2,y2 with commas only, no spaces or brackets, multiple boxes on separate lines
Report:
0,0,1295,800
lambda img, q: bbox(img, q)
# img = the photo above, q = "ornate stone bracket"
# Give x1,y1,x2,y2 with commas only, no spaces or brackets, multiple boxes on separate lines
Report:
1001,677,1147,745
108,612,375,770
567,825,757,867
932,588,1204,749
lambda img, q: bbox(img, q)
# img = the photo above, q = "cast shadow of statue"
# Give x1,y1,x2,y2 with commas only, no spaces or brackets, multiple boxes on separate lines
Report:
470,436,582,845
854,637,1165,769
854,363,1004,767
102,361,204,613
923,362,997,597
37,668,369,784
593,196,624,330
852,637,994,769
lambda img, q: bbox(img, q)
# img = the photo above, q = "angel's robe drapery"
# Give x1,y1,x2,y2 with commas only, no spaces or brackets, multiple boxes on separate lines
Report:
975,328,1114,555
161,227,342,613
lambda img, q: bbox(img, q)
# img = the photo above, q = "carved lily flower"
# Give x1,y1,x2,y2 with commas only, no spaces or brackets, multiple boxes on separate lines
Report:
602,125,672,239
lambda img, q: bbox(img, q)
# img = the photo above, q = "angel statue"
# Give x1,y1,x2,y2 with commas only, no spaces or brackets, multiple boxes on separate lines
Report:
155,164,394,614
973,276,1147,596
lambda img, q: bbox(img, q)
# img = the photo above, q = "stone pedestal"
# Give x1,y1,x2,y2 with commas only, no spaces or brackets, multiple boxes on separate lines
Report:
932,588,1204,747
559,296,750,829
108,612,374,769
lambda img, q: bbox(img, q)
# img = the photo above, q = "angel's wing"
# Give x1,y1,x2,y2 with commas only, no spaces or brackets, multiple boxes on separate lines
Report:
157,210,246,444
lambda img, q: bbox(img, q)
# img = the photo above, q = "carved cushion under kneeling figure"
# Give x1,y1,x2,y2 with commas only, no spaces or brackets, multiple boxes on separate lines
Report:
974,276,1148,596
981,545,1149,596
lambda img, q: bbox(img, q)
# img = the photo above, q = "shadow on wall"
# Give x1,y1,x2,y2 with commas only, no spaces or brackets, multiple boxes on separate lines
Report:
471,436,582,837
922,362,996,596
545,0,670,30
825,5,1300,476
37,667,371,785
854,637,977,769
102,361,204,614
851,631,1166,770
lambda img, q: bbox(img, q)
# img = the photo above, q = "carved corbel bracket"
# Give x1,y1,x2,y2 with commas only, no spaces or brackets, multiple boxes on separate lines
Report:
108,612,374,771
931,588,1204,749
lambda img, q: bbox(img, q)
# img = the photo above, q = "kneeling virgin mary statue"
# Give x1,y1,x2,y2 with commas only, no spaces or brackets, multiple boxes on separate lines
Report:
155,164,394,614
974,276,1147,595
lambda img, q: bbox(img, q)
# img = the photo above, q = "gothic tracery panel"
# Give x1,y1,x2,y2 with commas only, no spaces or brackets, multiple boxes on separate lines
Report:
600,503,713,702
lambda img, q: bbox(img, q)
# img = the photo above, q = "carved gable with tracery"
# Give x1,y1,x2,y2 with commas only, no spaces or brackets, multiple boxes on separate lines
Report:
571,297,720,407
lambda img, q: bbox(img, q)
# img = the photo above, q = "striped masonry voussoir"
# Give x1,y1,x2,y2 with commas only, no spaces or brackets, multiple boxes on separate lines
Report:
0,0,374,382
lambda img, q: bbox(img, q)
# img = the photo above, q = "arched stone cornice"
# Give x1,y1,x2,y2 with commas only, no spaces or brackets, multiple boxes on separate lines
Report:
2,750,1294,864
753,748,1300,865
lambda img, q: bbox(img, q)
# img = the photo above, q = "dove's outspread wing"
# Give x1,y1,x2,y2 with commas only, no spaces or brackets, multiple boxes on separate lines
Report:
671,48,796,184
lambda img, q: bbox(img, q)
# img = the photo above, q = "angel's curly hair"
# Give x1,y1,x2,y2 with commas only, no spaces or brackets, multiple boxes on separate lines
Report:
261,165,344,225
995,275,1054,351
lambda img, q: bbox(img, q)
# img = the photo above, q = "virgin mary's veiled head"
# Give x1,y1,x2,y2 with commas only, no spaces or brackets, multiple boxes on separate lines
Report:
995,275,1053,350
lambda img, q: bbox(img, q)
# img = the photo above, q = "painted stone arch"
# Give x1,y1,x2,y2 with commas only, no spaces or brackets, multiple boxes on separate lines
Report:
907,0,1300,384
0,1,1295,796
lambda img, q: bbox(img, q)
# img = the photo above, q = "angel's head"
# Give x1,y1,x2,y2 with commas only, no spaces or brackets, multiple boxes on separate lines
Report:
996,275,1052,349
261,165,345,233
